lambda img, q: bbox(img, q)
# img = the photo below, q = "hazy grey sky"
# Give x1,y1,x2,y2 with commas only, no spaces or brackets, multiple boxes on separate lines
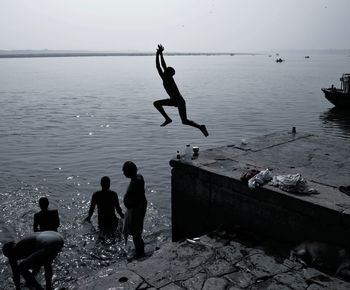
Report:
1,0,349,52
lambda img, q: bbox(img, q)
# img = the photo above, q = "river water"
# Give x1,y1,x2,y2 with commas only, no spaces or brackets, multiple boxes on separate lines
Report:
1,53,350,289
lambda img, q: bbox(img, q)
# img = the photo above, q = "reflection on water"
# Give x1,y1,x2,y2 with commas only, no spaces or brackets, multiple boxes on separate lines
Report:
1,54,350,289
320,107,350,137
0,182,170,289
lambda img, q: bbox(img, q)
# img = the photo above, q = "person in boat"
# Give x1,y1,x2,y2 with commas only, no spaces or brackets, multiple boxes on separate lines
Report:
33,197,60,232
85,176,124,237
122,161,147,258
153,44,209,137
2,231,64,290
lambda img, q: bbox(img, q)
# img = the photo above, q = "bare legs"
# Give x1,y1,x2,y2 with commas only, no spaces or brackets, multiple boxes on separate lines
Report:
19,246,61,290
153,98,209,137
133,234,145,258
177,99,209,137
153,99,173,126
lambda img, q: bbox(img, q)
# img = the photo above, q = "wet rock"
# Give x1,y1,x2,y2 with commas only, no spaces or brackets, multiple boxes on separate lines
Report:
128,241,211,288
206,258,234,276
200,235,228,248
303,268,350,290
303,267,329,280
224,270,255,288
202,277,228,290
306,285,328,290
79,269,142,290
247,253,289,277
217,243,244,263
274,272,308,289
159,283,184,289
180,273,207,290
249,279,284,290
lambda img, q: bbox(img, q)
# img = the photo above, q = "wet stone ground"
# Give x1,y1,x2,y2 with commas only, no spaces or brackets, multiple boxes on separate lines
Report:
76,229,350,290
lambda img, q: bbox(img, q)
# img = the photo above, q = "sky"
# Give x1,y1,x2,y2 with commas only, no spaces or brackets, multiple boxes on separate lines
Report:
0,0,349,52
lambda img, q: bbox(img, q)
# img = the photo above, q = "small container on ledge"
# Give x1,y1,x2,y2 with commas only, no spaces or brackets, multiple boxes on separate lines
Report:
185,144,192,162
192,146,199,158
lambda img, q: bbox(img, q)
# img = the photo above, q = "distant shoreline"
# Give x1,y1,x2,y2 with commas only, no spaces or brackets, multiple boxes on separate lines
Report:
1,49,348,59
0,52,254,59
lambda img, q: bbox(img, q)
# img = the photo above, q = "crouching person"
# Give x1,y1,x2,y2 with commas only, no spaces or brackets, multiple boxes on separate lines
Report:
2,231,64,290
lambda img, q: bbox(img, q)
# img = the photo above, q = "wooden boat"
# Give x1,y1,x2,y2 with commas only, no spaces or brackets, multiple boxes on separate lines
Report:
322,73,350,107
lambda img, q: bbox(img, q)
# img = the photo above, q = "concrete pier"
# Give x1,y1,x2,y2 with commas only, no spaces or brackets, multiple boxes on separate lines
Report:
170,131,350,245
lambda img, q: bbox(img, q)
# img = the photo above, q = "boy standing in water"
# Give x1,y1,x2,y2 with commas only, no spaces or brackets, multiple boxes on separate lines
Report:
153,44,209,137
85,176,124,237
122,161,147,259
33,197,60,232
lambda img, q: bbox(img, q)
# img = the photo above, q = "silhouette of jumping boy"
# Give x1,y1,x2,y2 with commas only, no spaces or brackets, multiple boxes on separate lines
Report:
85,176,124,236
2,231,64,290
153,44,209,137
34,197,60,232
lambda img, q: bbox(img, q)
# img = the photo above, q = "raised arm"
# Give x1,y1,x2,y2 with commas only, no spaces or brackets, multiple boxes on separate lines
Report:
156,49,164,78
158,44,167,70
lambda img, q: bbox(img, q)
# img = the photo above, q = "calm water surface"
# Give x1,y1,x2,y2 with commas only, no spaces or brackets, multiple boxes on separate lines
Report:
1,54,350,288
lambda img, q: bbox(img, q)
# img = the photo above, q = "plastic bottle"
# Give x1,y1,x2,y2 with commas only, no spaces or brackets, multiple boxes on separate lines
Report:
185,144,191,162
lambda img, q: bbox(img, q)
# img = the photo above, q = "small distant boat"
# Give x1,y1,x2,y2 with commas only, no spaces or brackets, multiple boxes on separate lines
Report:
275,58,284,63
304,56,310,59
322,73,350,107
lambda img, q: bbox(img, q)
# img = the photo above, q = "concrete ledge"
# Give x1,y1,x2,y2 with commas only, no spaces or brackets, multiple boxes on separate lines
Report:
170,131,350,246
77,233,350,289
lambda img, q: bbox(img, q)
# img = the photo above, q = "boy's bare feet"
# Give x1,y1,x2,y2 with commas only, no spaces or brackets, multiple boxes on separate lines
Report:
200,125,209,137
160,119,172,127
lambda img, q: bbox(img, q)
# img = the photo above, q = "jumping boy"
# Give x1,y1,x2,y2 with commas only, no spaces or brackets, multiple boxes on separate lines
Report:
153,44,209,137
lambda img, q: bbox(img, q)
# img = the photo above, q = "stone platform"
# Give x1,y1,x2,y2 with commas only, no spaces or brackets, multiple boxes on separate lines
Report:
170,131,350,245
78,232,350,290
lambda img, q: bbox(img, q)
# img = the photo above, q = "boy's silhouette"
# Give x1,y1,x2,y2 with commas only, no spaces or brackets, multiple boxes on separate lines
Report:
33,197,60,232
2,231,64,290
85,176,124,236
153,44,209,137
122,161,147,259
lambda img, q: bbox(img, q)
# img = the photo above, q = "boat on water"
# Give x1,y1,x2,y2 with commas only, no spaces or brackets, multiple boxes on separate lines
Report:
322,73,350,107
275,58,284,63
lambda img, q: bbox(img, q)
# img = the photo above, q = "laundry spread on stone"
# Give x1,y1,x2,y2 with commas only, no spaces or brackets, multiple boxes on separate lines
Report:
270,173,318,194
243,169,319,195
247,169,273,189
